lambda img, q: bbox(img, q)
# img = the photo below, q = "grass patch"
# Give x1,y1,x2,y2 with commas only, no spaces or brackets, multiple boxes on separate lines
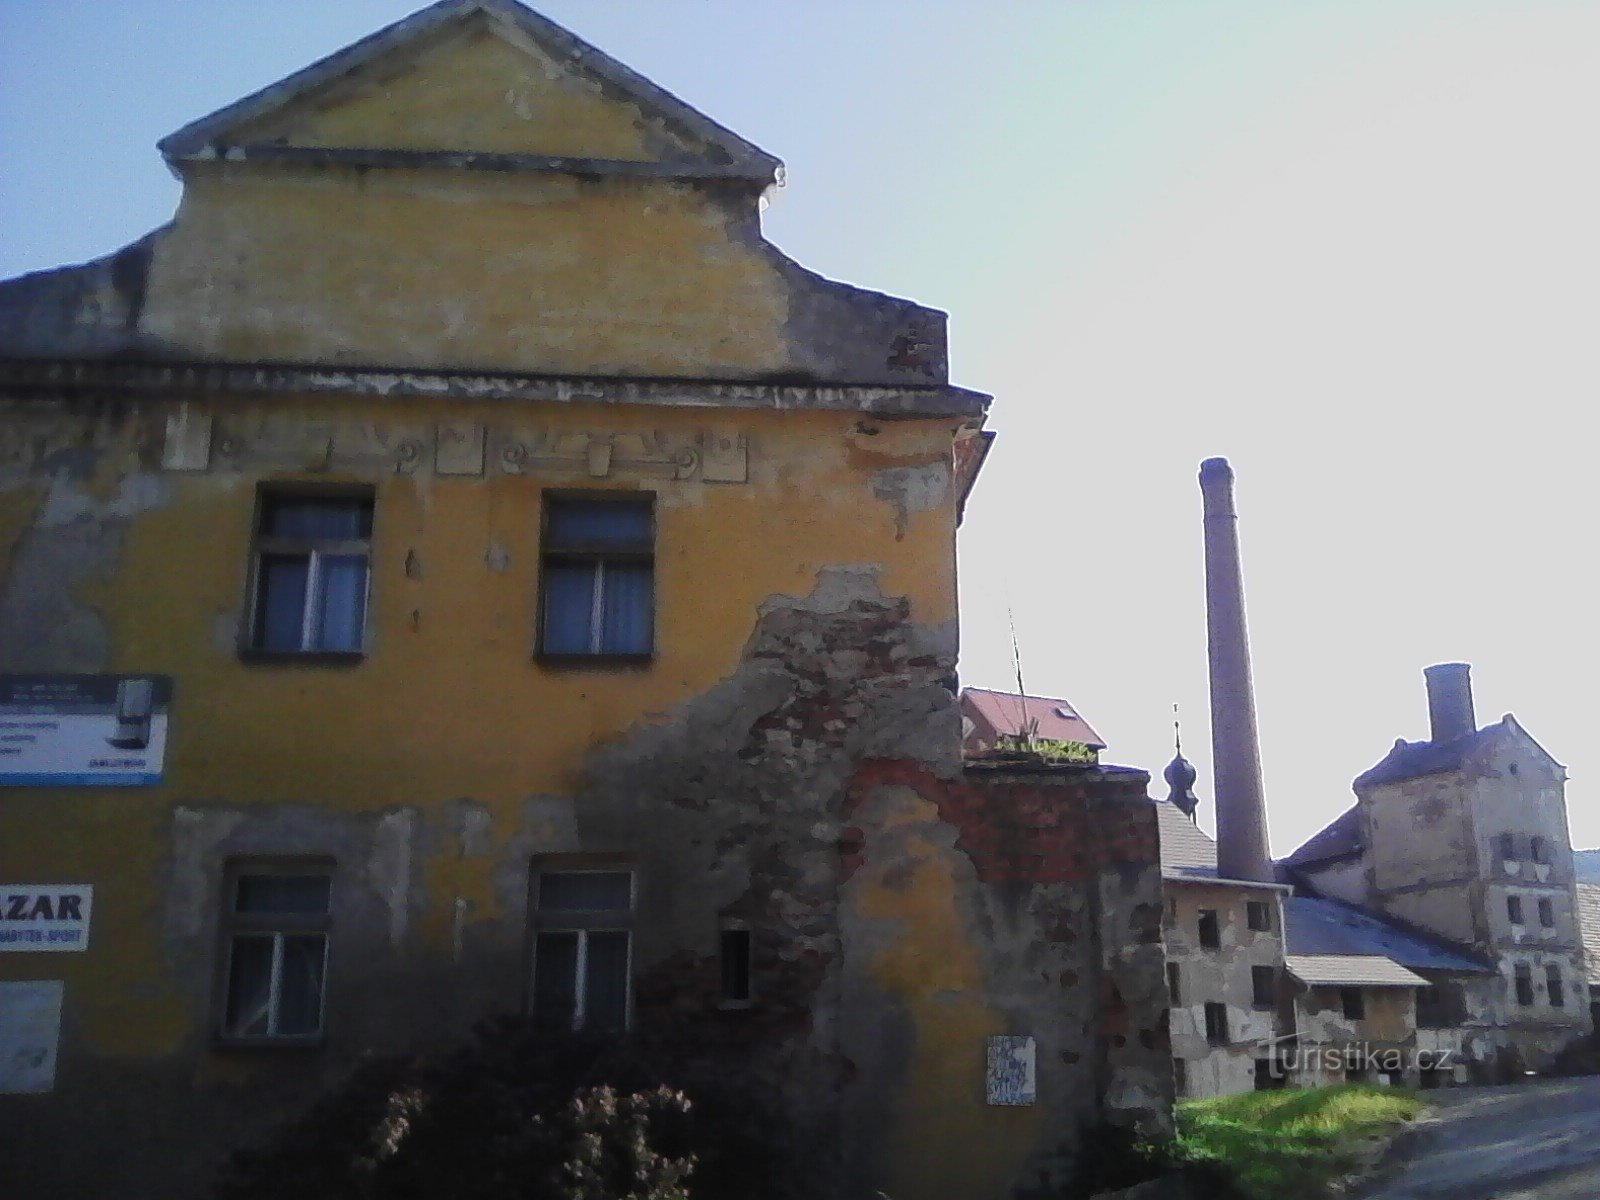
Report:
1177,1084,1426,1198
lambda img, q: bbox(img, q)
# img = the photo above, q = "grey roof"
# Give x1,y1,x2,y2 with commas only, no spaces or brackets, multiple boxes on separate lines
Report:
1154,798,1217,875
1576,883,1600,986
1285,955,1428,988
1283,896,1492,975
158,0,783,184
1283,805,1362,868
1353,716,1563,791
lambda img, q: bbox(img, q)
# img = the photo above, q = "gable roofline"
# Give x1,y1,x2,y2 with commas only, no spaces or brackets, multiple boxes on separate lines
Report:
1354,714,1566,791
156,0,783,185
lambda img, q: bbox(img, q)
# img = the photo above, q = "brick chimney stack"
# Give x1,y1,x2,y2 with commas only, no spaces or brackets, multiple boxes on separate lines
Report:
1199,457,1273,883
1424,662,1476,744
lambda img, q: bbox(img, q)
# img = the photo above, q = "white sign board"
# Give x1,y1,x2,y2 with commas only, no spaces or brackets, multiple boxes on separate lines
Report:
0,980,64,1093
986,1035,1037,1106
0,674,171,786
0,885,93,952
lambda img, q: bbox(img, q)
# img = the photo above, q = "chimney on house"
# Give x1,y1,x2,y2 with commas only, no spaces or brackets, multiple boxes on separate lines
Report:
1424,662,1476,744
1199,457,1273,883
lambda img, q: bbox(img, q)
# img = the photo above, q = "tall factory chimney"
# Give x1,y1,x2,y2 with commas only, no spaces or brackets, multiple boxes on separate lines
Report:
1424,662,1476,744
1199,457,1273,882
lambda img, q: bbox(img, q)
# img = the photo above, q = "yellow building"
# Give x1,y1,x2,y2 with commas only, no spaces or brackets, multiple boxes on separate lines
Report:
0,3,1171,1196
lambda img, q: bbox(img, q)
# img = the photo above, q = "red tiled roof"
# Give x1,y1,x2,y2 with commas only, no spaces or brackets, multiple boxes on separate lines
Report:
960,687,1105,753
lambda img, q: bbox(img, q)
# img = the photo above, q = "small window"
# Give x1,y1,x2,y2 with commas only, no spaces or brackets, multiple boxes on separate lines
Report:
1547,966,1565,1008
1507,895,1524,925
720,925,752,1006
1340,987,1365,1020
1254,1058,1286,1091
531,868,633,1031
218,865,332,1041
1167,962,1182,1005
539,495,654,659
1514,963,1534,1006
1416,984,1457,1028
1197,909,1221,950
1172,1056,1187,1097
1497,833,1517,862
1246,901,1272,932
1531,837,1549,865
1252,966,1276,1009
247,491,373,654
1538,898,1555,929
1204,1001,1229,1046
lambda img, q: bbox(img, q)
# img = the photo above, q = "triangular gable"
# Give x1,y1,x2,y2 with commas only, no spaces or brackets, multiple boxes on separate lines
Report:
158,0,781,184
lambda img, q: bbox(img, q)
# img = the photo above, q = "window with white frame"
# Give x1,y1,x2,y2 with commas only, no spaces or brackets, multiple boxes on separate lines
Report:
539,495,654,659
531,868,633,1031
218,865,332,1041
248,491,373,654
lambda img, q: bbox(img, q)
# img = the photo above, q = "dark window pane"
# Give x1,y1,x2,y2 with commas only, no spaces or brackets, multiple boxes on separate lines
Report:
277,935,327,1035
223,935,275,1037
533,931,579,1028
236,875,331,915
542,564,596,653
547,501,651,549
584,931,630,1031
263,495,372,539
721,929,751,1002
314,554,368,651
598,562,653,654
539,872,632,912
255,555,309,650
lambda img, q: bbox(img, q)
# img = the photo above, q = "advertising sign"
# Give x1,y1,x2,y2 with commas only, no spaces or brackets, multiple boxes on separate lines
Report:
0,674,171,786
985,1035,1037,1106
0,980,64,1093
0,885,93,952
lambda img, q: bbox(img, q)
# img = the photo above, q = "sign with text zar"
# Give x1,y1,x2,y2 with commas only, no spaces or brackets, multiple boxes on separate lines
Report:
0,886,93,952
986,1035,1037,1106
0,674,171,786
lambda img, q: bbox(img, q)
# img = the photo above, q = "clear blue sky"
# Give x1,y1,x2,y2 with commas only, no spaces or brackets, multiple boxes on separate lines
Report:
4,1,1596,852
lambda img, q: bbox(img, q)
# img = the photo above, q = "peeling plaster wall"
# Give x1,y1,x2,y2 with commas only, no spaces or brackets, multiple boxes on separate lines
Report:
1163,881,1288,1098
0,390,1165,1199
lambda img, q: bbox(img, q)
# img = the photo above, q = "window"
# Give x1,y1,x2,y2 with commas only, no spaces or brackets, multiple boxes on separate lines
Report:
539,495,654,658
1246,900,1272,932
720,925,752,1007
218,865,331,1041
531,868,633,1031
1166,897,1178,925
1167,962,1182,1005
1531,837,1550,865
1172,1057,1187,1097
1254,1058,1286,1091
1538,898,1555,929
1340,987,1365,1020
247,491,373,655
1514,963,1534,1006
1507,895,1524,925
1197,909,1221,950
1204,1001,1229,1046
1252,966,1276,1009
1547,966,1565,1008
1416,984,1461,1029
1497,833,1517,862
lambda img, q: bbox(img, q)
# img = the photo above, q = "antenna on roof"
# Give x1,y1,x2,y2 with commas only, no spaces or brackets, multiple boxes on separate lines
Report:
1007,606,1034,748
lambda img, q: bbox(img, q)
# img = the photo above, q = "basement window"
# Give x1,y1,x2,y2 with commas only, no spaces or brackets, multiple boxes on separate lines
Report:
1246,900,1272,932
218,863,332,1043
719,924,752,1008
1197,909,1221,950
1339,987,1365,1021
539,495,654,661
531,868,634,1032
246,489,373,657
1252,966,1276,1009
1204,1002,1229,1046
